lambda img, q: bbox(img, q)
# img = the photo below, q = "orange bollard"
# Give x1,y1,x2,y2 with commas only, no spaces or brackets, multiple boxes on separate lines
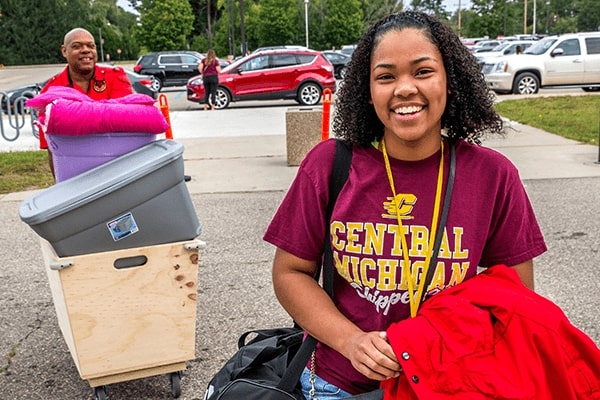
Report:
158,93,173,140
321,88,332,141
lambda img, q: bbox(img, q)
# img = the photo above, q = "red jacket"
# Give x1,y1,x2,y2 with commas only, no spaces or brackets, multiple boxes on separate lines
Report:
382,265,600,400
38,64,133,148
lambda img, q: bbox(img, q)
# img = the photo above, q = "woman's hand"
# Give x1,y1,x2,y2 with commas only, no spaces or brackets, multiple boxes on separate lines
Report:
343,331,402,381
272,249,402,381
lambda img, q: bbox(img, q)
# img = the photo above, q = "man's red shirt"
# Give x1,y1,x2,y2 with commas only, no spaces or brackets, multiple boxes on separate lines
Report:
38,64,133,148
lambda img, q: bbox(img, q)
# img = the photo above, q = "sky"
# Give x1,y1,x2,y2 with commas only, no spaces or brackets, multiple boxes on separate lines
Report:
116,0,135,13
443,0,473,12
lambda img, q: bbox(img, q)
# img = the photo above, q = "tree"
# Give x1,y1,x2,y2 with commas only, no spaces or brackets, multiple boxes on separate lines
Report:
0,0,91,65
361,0,404,29
211,0,241,56
576,0,600,32
410,0,450,20
136,0,194,51
322,0,363,49
2,0,598,66
92,0,141,62
254,0,301,47
468,0,509,38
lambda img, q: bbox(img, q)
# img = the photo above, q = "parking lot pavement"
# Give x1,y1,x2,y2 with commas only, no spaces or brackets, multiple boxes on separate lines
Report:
1,106,599,399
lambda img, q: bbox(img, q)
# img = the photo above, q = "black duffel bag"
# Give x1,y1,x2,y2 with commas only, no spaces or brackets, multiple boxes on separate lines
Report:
203,327,311,400
202,327,383,400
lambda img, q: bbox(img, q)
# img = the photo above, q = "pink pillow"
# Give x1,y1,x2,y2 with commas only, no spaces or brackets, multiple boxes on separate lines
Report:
27,86,169,135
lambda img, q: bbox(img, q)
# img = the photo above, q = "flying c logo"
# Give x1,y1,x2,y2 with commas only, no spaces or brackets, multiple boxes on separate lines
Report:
382,194,417,220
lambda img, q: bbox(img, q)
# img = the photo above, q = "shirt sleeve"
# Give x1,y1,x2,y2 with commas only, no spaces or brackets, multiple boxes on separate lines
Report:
109,67,134,98
481,161,547,267
263,140,337,261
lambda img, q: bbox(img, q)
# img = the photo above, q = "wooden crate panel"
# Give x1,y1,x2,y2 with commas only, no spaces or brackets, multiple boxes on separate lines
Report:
41,239,200,380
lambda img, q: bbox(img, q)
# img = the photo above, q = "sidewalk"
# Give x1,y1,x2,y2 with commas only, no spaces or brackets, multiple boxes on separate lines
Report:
2,108,600,202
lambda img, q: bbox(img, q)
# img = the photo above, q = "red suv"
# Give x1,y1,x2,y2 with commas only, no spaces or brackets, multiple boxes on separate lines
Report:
186,49,336,109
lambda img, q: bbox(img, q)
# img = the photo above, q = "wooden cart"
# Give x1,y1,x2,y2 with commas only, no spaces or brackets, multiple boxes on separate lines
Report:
40,238,203,399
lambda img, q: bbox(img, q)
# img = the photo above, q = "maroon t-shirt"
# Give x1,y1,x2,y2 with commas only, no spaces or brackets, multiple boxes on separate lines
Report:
201,59,220,77
263,138,547,394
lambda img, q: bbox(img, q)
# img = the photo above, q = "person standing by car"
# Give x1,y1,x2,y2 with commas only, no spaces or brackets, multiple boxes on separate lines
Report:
199,49,221,111
37,27,133,178
263,11,546,398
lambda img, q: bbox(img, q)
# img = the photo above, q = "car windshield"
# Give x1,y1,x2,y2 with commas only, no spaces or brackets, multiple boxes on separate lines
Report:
491,42,511,52
524,38,557,55
222,54,252,72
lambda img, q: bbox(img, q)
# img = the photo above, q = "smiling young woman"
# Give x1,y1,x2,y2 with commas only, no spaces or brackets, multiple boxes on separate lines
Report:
264,11,546,399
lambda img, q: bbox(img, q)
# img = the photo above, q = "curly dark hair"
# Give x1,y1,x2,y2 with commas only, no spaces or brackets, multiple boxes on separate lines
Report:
333,11,503,147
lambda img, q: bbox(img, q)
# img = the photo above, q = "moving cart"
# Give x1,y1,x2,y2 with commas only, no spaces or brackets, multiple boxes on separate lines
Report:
19,139,203,398
40,238,204,399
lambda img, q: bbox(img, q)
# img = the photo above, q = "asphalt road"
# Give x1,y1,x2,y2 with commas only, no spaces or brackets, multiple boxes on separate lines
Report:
0,63,593,112
0,63,302,112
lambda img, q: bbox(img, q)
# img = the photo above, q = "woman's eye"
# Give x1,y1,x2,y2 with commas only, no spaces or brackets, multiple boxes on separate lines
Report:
375,74,394,81
416,69,434,76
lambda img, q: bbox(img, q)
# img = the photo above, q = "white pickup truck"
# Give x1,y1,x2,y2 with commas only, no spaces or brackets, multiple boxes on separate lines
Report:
482,32,600,94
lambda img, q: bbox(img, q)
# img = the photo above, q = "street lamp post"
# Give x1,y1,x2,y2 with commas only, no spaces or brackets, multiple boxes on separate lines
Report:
457,0,462,37
532,0,537,35
98,27,104,63
545,1,550,34
304,0,309,48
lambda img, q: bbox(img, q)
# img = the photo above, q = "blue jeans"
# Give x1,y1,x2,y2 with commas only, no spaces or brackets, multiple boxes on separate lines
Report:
300,367,352,399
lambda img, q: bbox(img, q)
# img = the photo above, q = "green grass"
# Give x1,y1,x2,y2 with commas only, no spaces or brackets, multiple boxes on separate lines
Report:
494,95,600,145
0,95,599,194
0,150,53,194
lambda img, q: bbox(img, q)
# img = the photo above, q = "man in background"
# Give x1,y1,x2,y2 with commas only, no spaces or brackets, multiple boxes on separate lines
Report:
38,27,133,177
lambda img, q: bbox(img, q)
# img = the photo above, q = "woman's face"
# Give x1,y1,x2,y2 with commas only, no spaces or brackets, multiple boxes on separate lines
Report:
369,28,447,160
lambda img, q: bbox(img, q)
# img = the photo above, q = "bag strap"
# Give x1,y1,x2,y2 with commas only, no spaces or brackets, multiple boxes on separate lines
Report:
277,139,352,392
420,140,456,305
323,139,352,296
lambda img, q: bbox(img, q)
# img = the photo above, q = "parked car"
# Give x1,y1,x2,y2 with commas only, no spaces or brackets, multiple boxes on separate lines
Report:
321,51,351,79
125,70,160,99
187,48,336,109
474,41,536,67
469,40,503,53
133,51,229,91
482,32,600,94
1,69,159,115
253,45,307,53
339,44,357,57
134,51,204,91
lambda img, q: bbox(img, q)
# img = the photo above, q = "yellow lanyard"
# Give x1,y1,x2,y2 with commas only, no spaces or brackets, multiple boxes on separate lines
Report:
381,139,445,318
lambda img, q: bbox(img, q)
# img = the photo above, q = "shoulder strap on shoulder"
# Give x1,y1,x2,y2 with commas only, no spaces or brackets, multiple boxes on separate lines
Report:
278,139,353,392
323,139,352,296
326,139,352,220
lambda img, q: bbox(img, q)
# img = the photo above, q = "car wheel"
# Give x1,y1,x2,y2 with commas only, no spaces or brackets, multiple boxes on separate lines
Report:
339,66,347,80
151,77,163,92
582,86,600,92
213,87,231,109
512,72,539,95
297,82,322,106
